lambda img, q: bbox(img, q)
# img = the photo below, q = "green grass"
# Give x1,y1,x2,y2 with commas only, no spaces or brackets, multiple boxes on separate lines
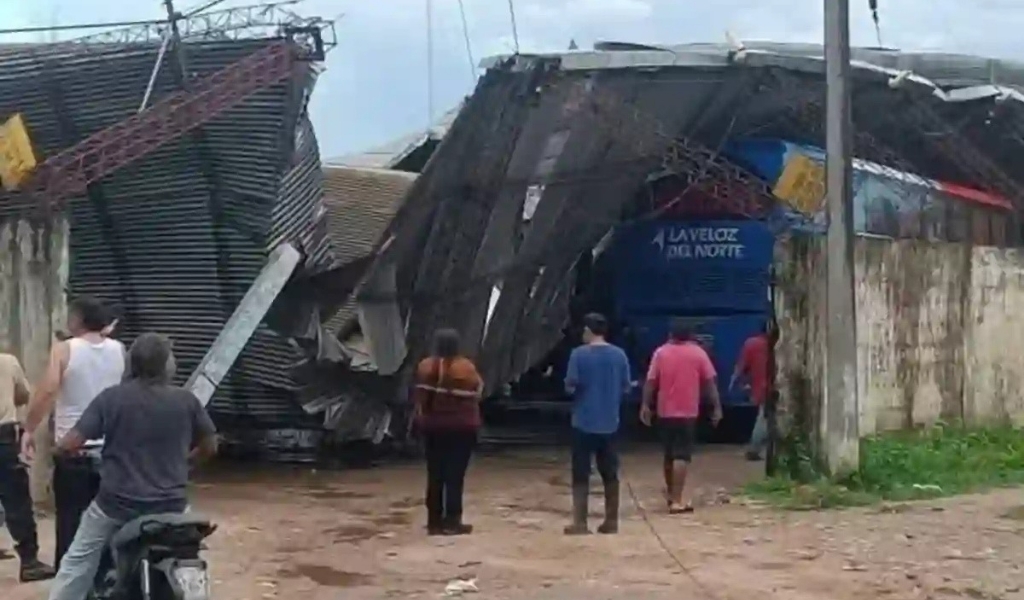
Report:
745,424,1024,510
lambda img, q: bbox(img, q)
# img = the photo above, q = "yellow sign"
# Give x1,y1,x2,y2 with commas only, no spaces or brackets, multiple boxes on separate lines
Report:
773,154,826,215
0,114,38,191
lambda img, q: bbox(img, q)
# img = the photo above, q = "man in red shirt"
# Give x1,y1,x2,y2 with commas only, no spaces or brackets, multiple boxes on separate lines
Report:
730,322,772,461
640,319,722,514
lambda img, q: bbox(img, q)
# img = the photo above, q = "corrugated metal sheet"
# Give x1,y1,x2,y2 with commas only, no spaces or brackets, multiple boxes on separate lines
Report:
323,166,415,265
0,38,333,432
321,165,415,335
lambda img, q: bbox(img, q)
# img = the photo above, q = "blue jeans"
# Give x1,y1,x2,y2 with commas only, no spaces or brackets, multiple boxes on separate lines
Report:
48,501,123,600
570,428,619,486
748,406,768,455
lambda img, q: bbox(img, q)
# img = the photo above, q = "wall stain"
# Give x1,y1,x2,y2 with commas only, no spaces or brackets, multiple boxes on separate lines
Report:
775,235,1024,441
939,243,970,423
887,241,927,430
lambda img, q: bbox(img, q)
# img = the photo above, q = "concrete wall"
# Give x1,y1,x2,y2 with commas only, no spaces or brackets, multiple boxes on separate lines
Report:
0,216,69,502
775,235,1024,444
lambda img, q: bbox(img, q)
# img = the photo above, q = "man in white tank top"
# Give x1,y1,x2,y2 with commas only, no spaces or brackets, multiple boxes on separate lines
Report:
22,296,125,570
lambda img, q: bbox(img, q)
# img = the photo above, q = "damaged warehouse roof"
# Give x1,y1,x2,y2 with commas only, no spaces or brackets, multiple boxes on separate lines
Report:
346,40,1024,425
0,14,344,443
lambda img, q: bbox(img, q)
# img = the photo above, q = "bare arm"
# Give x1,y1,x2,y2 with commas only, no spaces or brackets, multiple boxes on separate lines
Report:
700,350,723,425
641,350,660,411
730,340,751,389
188,396,219,462
11,358,30,407
189,435,218,462
24,341,69,435
56,429,87,455
703,378,722,410
121,342,130,382
728,365,742,390
641,380,657,410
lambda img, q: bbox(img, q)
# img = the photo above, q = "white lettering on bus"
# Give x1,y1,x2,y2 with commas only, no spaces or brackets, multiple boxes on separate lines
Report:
652,227,746,260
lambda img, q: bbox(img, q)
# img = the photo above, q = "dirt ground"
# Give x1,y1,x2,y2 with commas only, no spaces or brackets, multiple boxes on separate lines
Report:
3,446,1023,600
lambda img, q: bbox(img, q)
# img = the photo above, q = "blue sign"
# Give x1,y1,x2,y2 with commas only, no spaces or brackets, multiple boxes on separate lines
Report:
652,224,748,260
612,219,774,316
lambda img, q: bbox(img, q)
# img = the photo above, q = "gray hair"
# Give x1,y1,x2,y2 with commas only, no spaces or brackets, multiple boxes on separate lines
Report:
129,333,174,384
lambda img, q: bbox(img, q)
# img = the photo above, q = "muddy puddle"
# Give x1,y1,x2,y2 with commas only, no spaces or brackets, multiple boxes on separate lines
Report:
277,564,373,587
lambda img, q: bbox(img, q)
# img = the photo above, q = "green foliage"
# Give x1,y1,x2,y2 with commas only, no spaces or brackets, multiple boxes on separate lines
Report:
747,423,1024,510
777,422,822,483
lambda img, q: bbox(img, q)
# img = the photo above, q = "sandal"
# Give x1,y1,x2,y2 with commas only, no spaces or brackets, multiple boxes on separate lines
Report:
668,502,695,515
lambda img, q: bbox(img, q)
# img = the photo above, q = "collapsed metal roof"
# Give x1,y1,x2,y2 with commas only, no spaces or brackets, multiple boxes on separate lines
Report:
344,40,1024,427
0,34,335,433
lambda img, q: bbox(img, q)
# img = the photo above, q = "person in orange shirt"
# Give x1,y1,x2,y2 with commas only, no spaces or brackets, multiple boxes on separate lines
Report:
411,329,483,536
730,322,773,462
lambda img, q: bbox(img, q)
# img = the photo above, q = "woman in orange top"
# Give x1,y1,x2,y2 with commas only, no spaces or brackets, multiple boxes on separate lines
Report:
412,329,483,536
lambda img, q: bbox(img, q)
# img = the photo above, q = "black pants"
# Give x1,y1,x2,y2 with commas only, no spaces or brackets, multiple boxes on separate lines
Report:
53,454,101,569
0,424,39,562
423,431,476,528
570,428,619,486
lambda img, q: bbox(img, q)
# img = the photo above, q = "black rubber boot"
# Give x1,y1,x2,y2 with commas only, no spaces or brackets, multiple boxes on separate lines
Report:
443,517,474,536
427,508,445,536
427,523,446,536
563,484,591,535
597,480,620,534
19,557,56,583
427,513,445,536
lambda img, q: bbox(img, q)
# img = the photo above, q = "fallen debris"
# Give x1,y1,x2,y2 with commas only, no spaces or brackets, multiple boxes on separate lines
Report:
444,578,480,596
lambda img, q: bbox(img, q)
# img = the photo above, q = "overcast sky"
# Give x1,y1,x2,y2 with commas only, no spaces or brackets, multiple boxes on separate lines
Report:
2,0,1022,159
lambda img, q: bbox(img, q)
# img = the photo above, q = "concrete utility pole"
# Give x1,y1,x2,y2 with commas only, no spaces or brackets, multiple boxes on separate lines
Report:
823,0,860,475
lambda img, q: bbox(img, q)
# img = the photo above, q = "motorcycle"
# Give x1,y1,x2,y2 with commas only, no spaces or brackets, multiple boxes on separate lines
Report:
94,513,217,600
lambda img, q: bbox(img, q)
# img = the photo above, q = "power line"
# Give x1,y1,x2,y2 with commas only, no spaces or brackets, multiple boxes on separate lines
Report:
184,0,230,18
506,0,520,54
456,0,476,85
869,0,882,46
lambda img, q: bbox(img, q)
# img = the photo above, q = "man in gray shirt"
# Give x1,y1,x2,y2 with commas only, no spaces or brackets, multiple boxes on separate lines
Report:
47,332,218,600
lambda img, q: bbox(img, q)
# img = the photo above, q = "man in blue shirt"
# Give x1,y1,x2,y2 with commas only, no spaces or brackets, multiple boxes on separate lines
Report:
563,313,631,535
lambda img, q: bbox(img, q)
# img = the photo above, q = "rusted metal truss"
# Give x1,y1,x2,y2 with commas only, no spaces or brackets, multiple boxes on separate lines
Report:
17,40,302,208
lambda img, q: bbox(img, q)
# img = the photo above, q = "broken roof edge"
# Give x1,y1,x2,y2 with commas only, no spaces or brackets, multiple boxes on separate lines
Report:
323,164,418,181
324,102,465,170
479,40,1024,107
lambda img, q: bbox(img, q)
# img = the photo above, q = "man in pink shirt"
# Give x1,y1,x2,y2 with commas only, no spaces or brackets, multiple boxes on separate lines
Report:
640,319,722,513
